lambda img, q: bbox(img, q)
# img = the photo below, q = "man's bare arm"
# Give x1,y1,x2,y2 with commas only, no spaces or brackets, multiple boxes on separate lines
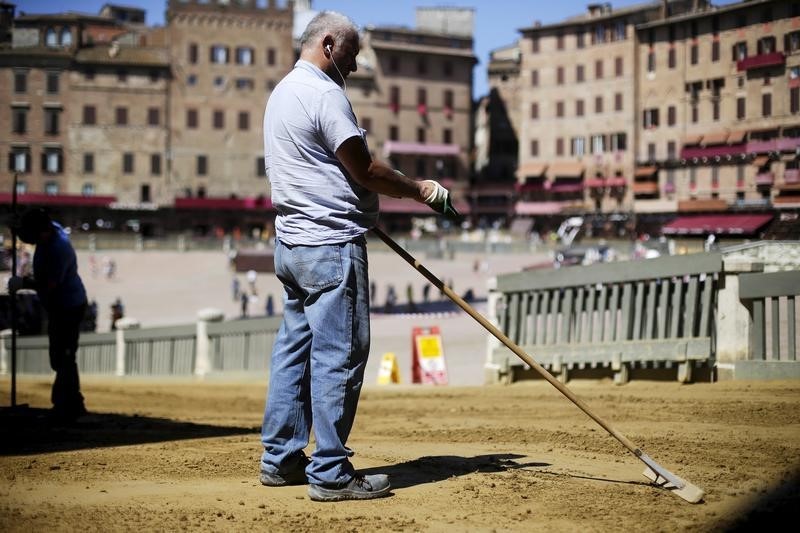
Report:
335,136,435,201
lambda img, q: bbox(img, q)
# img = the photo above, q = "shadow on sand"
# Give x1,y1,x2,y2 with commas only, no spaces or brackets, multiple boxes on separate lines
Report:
0,406,256,456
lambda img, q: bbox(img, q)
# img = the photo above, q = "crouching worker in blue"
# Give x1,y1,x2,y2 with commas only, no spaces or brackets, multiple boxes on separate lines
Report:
8,208,88,422
259,11,456,502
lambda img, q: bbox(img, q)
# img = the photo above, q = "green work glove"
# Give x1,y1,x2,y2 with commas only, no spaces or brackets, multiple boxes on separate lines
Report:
422,180,463,222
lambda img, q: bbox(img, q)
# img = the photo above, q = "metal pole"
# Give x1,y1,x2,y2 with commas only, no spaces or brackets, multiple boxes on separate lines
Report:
10,173,18,407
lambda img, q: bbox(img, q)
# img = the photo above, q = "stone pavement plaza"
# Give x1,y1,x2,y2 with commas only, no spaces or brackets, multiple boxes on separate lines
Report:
77,239,546,386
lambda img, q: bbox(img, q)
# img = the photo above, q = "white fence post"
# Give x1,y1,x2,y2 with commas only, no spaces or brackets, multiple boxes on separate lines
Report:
115,317,140,376
195,308,224,377
0,329,9,375
715,259,763,380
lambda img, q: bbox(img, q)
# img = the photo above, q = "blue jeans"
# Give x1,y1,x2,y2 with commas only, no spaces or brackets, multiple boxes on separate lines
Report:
260,236,370,486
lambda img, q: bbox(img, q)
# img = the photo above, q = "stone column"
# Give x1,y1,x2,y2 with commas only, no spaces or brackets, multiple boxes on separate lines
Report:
195,308,225,377
114,317,140,377
715,259,763,380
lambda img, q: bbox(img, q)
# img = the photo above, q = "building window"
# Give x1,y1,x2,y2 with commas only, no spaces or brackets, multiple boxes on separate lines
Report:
791,87,800,114
690,43,698,65
42,148,63,174
733,42,747,61
531,37,539,53
389,55,399,72
576,99,584,117
149,69,159,83
123,153,134,174
140,184,151,203
83,105,96,125
614,93,623,111
417,87,427,106
60,28,72,47
787,32,800,54
557,66,564,85
711,40,720,62
82,183,94,196
44,108,60,135
615,21,626,40
197,155,207,176
591,134,605,154
667,105,676,126
647,143,656,161
443,128,452,144
389,125,398,141
238,111,249,131
267,48,276,66
213,110,224,129
668,47,676,69
12,107,27,134
147,107,160,126
530,139,539,156
556,32,564,50
189,43,198,64
213,76,225,88
116,107,128,126
556,101,564,118
211,45,228,64
643,108,659,129
117,69,127,82
647,49,655,73
762,93,772,117
44,181,59,195
417,57,427,74
530,102,538,119
667,141,676,159
691,105,699,123
571,136,585,156
146,154,159,176
531,70,539,87
610,133,627,151
595,59,603,79
615,56,623,76
256,157,266,177
187,74,197,86
443,60,453,77
46,71,59,94
14,71,27,93
235,78,254,90
594,96,603,114
737,97,746,120
757,36,776,55
84,68,95,80
390,86,400,110
417,127,426,143
187,109,198,129
45,27,57,47
556,138,564,156
236,46,253,65
576,65,584,83
9,147,31,173
576,31,585,49
443,89,454,111
83,153,94,174
712,100,720,121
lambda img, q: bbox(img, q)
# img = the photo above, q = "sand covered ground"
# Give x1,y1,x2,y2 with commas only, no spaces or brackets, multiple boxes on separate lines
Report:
1,376,798,531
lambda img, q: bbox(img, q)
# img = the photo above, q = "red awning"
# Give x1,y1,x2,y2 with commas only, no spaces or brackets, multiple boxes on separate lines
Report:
606,177,627,187
662,214,773,236
379,196,469,214
0,192,116,207
585,178,606,188
547,182,584,193
174,197,273,210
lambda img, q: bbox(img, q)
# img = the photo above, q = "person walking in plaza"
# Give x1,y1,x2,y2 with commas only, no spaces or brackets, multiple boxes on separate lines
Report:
8,208,88,422
258,11,456,502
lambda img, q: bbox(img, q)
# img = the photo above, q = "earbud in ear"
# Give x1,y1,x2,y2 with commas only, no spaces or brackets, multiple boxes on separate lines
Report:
325,44,333,55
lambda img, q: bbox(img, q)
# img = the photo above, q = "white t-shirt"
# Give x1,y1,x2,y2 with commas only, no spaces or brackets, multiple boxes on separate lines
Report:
263,60,378,245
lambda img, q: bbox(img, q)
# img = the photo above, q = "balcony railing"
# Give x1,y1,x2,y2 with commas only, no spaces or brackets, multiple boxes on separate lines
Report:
737,52,785,71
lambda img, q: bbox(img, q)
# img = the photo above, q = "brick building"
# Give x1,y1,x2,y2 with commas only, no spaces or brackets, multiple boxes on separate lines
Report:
485,0,800,237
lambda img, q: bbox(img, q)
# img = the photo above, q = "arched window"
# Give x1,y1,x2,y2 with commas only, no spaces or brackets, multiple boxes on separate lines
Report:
45,27,58,47
60,27,72,46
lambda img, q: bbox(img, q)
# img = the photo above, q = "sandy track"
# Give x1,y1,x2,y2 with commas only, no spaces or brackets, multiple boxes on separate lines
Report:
1,376,798,531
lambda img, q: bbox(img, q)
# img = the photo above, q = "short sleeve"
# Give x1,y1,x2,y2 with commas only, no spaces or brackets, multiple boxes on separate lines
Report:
317,88,363,153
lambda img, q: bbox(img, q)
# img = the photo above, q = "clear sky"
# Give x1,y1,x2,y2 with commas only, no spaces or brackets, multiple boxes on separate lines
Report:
15,0,738,97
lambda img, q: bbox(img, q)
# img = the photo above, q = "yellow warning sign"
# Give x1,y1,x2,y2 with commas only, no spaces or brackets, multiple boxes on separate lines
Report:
417,335,443,358
376,352,401,385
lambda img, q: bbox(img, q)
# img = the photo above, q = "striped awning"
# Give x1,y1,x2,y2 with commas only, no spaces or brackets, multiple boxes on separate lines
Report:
548,162,584,178
702,131,729,146
727,130,747,144
515,162,548,179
